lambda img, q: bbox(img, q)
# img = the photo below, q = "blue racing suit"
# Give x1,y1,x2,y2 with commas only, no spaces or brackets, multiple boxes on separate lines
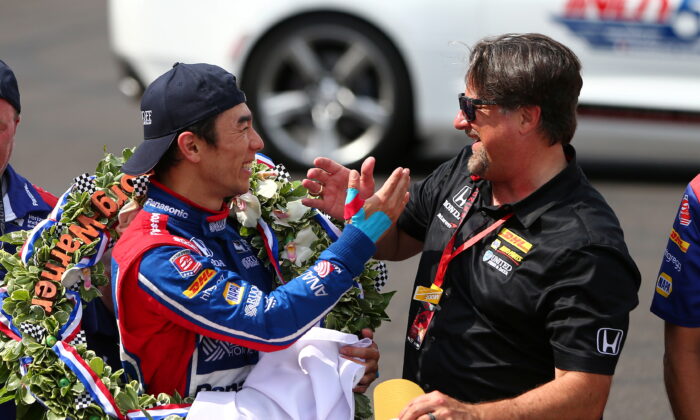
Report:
111,180,375,397
651,174,700,325
0,164,56,419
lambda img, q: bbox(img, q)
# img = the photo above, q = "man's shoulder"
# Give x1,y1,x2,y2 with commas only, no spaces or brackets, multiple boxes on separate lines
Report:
4,165,56,213
543,177,627,249
113,209,197,266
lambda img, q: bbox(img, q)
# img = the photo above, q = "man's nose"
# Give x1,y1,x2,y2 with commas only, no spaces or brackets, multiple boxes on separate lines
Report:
453,110,471,131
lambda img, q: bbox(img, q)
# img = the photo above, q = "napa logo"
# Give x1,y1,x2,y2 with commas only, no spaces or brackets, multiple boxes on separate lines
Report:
555,0,700,52
656,272,673,297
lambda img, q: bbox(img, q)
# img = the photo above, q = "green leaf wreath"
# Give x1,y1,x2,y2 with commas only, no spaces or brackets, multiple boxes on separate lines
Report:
0,151,394,420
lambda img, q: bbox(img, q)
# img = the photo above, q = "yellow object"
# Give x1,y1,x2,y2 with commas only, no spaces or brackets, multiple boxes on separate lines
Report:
373,379,425,420
413,285,443,305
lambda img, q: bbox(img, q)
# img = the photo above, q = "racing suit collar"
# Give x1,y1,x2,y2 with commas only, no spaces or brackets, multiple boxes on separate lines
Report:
145,179,230,237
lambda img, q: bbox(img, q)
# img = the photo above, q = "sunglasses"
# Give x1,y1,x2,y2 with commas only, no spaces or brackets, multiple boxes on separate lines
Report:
458,93,498,122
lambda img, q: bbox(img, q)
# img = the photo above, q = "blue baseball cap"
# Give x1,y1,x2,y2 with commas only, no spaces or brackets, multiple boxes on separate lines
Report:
0,59,21,114
122,62,247,175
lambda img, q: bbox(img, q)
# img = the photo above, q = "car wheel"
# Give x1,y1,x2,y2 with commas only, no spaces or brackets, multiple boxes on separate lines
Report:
242,14,412,169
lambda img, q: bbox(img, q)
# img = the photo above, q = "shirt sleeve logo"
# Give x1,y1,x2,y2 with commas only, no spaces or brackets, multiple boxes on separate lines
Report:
655,272,672,298
596,328,623,355
670,228,691,253
313,261,335,278
223,282,245,305
679,195,692,227
183,269,216,298
169,250,202,277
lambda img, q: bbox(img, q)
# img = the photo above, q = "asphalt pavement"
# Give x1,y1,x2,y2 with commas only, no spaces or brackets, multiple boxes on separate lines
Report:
1,1,692,418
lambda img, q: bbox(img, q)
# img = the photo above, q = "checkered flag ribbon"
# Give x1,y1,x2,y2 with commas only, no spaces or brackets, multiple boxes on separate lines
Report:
129,174,149,197
72,173,96,195
19,322,47,343
74,390,94,410
371,261,389,291
53,220,68,234
69,330,87,346
274,164,291,183
68,281,82,293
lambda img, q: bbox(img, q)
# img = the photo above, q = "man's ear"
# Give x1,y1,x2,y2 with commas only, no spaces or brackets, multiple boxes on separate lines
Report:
176,131,203,163
519,105,541,136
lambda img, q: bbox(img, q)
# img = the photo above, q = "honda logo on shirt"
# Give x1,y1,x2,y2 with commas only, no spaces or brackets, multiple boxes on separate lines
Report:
452,186,472,207
596,328,623,355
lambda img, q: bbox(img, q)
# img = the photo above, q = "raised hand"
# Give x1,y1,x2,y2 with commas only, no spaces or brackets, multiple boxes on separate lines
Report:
302,157,376,220
344,166,410,243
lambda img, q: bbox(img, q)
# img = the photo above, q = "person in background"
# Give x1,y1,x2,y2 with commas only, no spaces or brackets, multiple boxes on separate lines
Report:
650,174,700,420
303,33,641,419
111,62,410,398
0,58,58,419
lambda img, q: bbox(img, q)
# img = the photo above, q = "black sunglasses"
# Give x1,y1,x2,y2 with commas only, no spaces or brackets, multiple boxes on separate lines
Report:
458,93,498,122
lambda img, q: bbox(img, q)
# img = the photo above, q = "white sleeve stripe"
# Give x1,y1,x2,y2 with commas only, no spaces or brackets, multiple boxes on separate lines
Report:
137,273,340,344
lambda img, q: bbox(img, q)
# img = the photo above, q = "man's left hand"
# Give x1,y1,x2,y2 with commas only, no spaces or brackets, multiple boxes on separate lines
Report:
339,328,379,393
399,391,479,420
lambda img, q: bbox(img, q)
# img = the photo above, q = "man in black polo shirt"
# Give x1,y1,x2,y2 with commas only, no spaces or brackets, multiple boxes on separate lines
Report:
303,33,640,419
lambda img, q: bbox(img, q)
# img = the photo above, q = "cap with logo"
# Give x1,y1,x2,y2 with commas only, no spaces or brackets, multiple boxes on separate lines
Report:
0,59,21,114
121,62,247,175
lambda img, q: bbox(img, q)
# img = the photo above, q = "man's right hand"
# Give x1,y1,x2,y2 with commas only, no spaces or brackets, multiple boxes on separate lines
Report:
302,157,376,221
344,166,410,243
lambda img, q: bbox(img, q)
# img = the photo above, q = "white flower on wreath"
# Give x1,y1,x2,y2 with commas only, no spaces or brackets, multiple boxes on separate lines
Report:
281,226,318,267
257,179,279,199
233,192,262,227
272,200,310,227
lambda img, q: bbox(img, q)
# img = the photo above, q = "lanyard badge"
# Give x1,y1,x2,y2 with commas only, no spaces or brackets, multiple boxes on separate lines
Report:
407,284,443,349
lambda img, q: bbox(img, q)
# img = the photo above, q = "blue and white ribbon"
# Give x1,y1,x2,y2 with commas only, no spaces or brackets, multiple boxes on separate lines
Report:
0,292,21,341
255,153,275,169
58,290,83,343
313,210,341,241
52,341,125,420
126,404,191,419
20,187,72,265
257,218,285,284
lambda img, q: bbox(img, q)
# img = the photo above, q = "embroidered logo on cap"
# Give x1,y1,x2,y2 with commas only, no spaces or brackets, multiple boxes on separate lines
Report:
141,110,152,125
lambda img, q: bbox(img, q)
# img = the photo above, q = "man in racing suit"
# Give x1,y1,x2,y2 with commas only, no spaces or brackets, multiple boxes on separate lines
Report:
112,62,410,397
651,174,700,419
0,58,59,419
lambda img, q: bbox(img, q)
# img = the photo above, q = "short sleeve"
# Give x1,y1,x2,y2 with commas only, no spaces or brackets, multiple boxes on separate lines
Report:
540,245,640,375
398,151,465,241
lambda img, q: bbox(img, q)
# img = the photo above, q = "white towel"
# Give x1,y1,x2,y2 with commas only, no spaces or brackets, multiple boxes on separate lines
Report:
187,327,371,420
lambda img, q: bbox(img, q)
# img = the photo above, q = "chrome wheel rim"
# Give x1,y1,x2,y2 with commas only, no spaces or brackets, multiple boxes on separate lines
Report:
253,23,396,166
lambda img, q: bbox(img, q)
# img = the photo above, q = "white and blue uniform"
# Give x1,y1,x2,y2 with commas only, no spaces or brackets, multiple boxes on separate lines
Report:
651,174,700,326
112,180,375,397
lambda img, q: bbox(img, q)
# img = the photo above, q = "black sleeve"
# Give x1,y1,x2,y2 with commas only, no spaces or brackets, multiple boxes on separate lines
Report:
398,150,468,241
539,245,641,375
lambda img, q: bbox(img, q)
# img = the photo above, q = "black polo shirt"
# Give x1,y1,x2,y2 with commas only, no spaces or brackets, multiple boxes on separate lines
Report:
398,145,640,403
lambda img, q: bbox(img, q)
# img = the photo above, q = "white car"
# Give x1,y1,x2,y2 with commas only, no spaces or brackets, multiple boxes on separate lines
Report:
109,0,700,168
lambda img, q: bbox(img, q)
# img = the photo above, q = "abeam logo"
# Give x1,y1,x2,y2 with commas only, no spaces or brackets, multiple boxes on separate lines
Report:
679,195,692,226
597,328,623,356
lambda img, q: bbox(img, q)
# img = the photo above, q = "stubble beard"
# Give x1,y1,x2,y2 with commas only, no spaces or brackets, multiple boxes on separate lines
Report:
467,143,489,177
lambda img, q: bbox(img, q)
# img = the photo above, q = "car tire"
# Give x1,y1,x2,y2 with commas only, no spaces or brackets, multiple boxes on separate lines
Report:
242,13,413,169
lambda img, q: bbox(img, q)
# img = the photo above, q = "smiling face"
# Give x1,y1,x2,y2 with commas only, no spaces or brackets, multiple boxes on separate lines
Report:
198,103,264,199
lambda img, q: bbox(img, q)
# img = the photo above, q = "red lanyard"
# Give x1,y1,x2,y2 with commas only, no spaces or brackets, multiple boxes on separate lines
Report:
431,186,513,289
433,213,512,289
